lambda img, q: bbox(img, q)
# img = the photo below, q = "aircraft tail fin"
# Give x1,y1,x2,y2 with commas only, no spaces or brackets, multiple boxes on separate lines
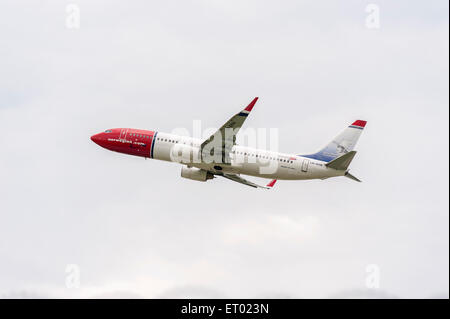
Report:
301,120,367,162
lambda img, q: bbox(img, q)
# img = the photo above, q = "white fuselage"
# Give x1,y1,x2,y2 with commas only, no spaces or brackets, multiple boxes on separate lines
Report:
151,132,344,181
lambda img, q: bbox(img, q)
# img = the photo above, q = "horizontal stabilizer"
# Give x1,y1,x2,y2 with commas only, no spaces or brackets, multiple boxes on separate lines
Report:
345,171,362,182
326,151,357,171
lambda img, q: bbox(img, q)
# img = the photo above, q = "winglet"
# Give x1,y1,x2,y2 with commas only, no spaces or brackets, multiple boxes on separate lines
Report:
244,97,258,112
266,179,277,188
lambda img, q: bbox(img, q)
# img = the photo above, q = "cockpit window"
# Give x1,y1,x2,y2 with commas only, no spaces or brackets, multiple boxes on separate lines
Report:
104,130,112,133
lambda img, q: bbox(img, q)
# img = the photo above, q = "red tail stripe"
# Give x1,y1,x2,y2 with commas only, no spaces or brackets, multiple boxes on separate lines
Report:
351,120,367,128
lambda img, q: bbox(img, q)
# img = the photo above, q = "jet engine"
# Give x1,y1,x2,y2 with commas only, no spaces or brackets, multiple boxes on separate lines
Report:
181,167,214,182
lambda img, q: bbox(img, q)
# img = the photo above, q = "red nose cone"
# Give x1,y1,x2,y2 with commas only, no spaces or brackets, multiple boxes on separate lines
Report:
91,133,101,145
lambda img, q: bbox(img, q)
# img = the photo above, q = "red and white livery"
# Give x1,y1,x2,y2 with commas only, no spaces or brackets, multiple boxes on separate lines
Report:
91,98,367,188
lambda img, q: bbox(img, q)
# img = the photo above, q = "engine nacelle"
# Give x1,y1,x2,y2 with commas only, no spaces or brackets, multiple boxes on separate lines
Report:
181,166,214,182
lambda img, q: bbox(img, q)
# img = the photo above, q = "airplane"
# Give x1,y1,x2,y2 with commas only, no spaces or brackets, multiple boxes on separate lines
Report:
90,97,366,189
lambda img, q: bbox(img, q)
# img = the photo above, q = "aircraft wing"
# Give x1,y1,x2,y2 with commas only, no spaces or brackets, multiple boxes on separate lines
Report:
220,173,276,189
200,97,258,165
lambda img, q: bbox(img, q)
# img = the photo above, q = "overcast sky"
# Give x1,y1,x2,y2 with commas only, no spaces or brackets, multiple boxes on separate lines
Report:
0,0,448,298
